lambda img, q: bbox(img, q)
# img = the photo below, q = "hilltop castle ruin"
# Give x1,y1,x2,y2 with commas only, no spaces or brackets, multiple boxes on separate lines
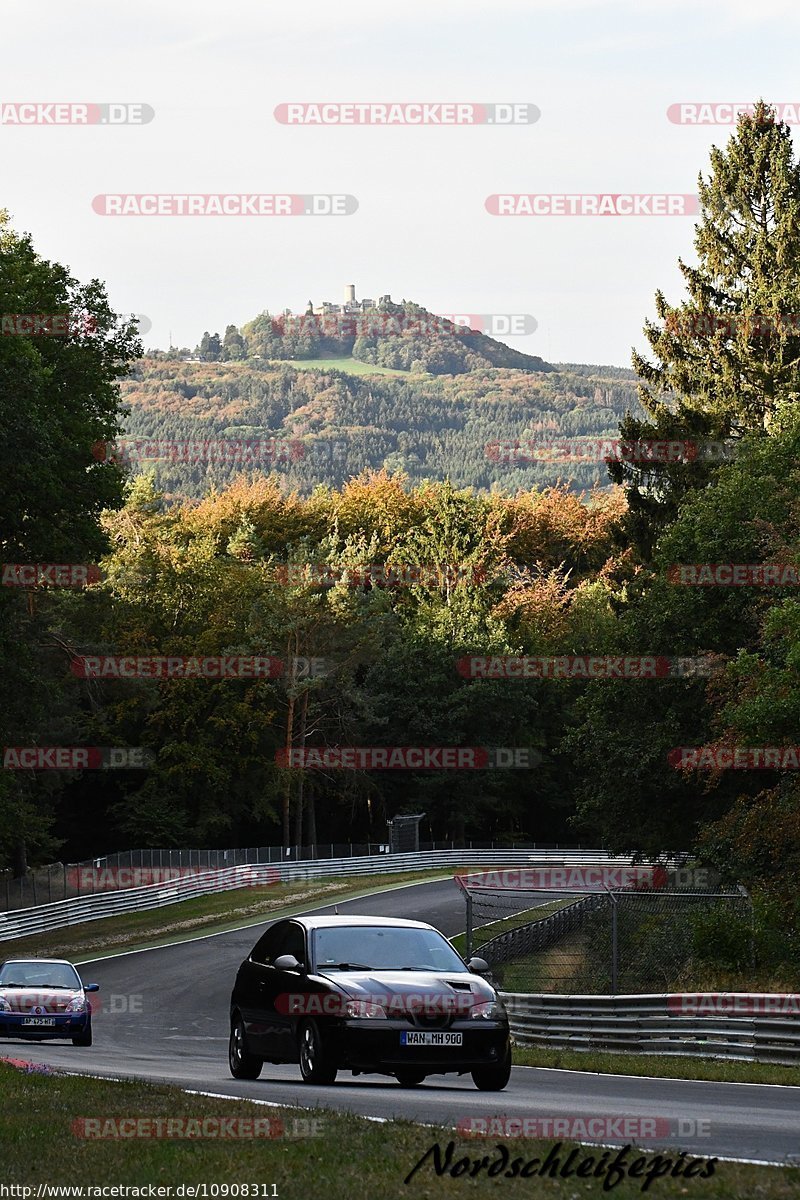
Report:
309,285,391,317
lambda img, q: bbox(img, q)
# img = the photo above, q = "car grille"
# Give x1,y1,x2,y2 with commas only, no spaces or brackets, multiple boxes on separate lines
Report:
407,1011,453,1030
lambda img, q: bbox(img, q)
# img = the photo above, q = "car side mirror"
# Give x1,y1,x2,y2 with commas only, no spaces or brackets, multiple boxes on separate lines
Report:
84,983,100,993
273,954,304,972
467,957,489,974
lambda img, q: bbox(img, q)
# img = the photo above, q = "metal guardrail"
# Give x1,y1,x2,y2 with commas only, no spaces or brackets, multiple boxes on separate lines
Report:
73,841,590,871
0,849,628,942
501,992,800,1066
0,865,277,944
0,842,611,910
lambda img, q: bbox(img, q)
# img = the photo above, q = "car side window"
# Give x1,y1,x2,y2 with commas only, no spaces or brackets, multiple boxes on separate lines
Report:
250,925,282,965
272,922,306,966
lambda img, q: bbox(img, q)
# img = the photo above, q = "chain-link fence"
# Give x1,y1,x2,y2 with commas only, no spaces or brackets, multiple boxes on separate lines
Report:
458,870,751,994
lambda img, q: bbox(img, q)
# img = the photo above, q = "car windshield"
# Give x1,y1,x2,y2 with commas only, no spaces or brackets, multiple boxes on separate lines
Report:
313,926,466,972
0,961,81,989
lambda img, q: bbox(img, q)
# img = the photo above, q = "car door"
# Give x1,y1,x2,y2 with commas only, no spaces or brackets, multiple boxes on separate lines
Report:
263,921,308,1061
244,920,307,1061
240,922,283,1058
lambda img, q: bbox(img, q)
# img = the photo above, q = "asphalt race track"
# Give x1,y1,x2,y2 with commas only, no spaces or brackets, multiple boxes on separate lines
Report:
4,878,799,1166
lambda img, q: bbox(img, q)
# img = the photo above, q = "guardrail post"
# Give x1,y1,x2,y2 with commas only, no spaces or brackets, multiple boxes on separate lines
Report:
610,891,619,995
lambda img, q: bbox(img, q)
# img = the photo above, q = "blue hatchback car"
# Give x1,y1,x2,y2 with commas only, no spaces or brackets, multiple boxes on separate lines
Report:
0,958,99,1046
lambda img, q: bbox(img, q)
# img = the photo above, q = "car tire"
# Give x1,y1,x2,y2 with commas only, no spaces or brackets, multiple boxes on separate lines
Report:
298,1020,338,1085
72,1022,92,1047
471,1046,512,1091
395,1069,426,1087
228,1015,263,1080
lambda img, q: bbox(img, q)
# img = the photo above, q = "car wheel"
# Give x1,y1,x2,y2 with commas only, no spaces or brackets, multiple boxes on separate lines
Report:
228,1015,263,1080
395,1069,426,1087
471,1046,512,1091
298,1020,338,1085
72,1022,92,1047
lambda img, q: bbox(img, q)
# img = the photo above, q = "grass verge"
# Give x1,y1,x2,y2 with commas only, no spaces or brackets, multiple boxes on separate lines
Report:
0,870,452,962
511,1044,800,1087
269,356,418,377
1,1062,797,1197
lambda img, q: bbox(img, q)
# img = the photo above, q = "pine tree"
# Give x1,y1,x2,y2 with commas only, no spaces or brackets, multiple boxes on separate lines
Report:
227,514,265,561
612,101,800,556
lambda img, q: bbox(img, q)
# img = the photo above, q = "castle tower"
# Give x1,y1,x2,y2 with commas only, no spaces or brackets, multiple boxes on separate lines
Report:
345,284,357,305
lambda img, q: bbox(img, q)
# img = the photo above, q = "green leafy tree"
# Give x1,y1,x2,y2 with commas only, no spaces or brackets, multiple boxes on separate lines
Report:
612,102,800,556
0,210,140,872
222,324,246,361
198,331,222,361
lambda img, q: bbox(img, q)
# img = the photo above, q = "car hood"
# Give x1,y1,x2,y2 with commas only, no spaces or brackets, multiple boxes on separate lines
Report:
0,987,84,1013
315,969,496,1005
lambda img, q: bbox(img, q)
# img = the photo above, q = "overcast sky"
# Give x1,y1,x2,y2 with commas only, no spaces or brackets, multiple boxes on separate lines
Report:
2,0,799,366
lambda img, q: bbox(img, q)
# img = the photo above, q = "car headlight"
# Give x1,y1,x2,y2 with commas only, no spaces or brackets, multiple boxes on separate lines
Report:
343,1000,387,1019
0,998,9,1013
67,996,87,1014
469,1000,506,1020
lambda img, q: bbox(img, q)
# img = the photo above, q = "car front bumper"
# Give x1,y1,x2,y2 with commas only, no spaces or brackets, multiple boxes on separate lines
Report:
0,1012,90,1038
323,1018,510,1071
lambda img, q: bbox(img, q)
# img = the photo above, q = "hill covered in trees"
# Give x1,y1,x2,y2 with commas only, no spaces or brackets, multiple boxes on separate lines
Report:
118,355,642,498
188,296,553,376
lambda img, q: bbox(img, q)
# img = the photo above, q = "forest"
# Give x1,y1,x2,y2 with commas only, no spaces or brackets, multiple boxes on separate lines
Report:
1,103,799,976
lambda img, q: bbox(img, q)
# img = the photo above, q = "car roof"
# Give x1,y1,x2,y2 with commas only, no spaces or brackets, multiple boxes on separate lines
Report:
1,958,77,966
286,916,437,931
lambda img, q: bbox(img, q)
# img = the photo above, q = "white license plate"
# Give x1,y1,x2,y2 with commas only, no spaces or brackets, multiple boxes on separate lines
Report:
401,1031,463,1046
22,1017,56,1027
